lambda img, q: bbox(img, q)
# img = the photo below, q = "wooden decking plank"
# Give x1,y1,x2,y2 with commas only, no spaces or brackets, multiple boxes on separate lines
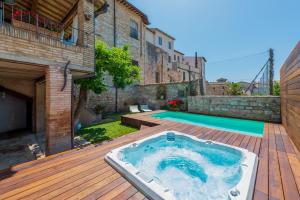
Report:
210,130,226,141
232,134,245,147
268,123,284,200
20,160,109,200
253,123,269,200
127,192,146,200
1,158,107,199
217,132,235,144
246,136,257,152
0,112,298,200
278,125,300,194
50,170,120,200
194,127,213,138
240,135,252,149
79,177,127,200
275,124,300,200
253,138,262,155
0,155,106,196
112,186,138,200
97,181,132,200
226,133,240,145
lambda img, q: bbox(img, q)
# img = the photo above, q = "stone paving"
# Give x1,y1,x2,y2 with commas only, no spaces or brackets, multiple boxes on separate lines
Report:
0,131,45,170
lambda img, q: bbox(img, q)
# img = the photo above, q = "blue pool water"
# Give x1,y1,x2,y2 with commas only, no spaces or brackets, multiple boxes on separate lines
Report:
152,112,264,137
120,134,243,200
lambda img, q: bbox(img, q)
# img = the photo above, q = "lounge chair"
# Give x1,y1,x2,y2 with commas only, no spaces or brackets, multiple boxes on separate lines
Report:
140,105,153,112
129,105,140,113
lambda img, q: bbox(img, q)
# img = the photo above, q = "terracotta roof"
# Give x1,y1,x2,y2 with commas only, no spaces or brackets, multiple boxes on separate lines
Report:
118,0,150,25
150,28,176,40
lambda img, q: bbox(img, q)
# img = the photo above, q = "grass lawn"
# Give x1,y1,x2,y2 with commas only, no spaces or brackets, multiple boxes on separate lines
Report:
76,113,138,144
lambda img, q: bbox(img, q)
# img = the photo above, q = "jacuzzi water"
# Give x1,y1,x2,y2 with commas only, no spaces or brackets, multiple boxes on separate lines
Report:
106,132,258,200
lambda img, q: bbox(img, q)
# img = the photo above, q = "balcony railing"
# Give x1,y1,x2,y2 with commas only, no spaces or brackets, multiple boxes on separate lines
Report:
0,3,92,50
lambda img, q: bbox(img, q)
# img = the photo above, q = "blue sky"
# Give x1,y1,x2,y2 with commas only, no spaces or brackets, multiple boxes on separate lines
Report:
129,0,300,82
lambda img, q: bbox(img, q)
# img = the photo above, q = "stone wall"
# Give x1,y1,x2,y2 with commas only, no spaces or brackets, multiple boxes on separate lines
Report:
95,0,146,75
188,96,281,122
88,80,201,113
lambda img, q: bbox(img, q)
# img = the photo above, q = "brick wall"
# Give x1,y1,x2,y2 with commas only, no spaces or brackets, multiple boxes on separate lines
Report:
0,25,88,72
188,96,281,122
78,0,95,69
45,66,72,155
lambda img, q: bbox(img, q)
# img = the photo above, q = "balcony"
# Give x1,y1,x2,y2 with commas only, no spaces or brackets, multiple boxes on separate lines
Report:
0,0,96,72
172,61,189,71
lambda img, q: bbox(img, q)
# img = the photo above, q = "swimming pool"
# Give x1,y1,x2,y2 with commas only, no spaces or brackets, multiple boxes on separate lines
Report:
106,131,258,200
152,112,264,137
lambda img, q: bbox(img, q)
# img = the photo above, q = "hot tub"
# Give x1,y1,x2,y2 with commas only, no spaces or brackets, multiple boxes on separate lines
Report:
105,131,258,200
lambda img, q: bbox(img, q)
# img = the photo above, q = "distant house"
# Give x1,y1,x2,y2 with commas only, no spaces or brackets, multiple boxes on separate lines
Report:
206,82,229,96
238,81,257,95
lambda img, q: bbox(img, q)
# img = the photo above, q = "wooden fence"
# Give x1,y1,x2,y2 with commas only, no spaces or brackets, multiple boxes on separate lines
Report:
280,41,300,150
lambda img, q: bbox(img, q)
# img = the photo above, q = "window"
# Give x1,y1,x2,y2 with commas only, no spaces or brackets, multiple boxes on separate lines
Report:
158,36,162,45
130,20,138,39
177,56,180,62
168,41,172,49
155,72,160,83
168,56,171,63
174,55,176,60
183,72,186,81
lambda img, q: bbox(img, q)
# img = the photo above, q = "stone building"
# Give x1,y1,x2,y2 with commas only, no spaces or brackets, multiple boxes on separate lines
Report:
144,27,176,84
0,0,104,157
145,27,207,88
95,0,150,81
88,0,207,113
206,82,229,95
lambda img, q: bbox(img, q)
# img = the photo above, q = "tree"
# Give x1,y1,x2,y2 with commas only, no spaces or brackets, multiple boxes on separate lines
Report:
216,78,228,83
273,81,280,96
74,40,141,123
227,82,243,95
107,45,141,112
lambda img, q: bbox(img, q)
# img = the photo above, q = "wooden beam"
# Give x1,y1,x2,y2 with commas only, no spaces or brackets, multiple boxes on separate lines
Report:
61,0,78,26
31,0,39,12
0,85,33,101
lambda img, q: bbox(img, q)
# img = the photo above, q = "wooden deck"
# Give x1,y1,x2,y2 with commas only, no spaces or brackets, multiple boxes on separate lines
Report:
0,111,300,200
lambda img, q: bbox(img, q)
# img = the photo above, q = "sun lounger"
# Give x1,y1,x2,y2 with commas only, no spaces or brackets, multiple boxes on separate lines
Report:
140,105,153,112
129,105,140,113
